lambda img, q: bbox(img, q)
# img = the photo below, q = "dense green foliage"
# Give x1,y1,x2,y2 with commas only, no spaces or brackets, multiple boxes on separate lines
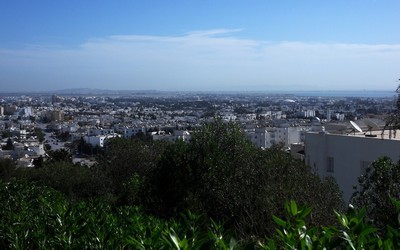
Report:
263,200,400,249
13,118,400,247
351,156,400,230
32,127,45,143
3,120,344,240
0,181,235,249
0,159,16,182
1,181,400,249
16,161,113,201
147,120,343,238
97,137,168,205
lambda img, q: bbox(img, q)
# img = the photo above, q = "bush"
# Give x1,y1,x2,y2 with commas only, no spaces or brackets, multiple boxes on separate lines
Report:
0,158,17,182
0,180,235,249
15,162,114,202
261,200,400,249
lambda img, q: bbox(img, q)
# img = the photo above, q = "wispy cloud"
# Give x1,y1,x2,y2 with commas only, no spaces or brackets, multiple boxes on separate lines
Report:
185,28,243,37
0,30,399,91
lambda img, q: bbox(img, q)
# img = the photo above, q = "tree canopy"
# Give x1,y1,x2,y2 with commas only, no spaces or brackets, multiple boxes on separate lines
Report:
351,156,400,230
147,119,344,238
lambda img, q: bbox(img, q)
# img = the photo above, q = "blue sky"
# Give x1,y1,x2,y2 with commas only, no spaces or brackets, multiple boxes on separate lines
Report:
0,0,399,92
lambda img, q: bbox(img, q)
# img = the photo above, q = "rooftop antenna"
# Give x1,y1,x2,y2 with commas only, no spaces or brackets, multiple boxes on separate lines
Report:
349,120,363,135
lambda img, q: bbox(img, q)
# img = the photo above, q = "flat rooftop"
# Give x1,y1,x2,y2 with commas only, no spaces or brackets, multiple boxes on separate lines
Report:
350,129,400,140
310,129,400,141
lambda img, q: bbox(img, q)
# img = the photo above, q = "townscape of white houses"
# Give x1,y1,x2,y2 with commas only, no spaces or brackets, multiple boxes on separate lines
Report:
1,91,399,202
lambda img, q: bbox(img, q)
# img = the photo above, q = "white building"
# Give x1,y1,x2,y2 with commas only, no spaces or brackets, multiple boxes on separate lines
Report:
247,126,304,149
16,107,33,117
123,127,146,138
326,110,332,122
303,110,316,118
305,128,400,202
84,134,120,147
87,128,114,136
30,144,45,156
173,130,191,142
152,130,191,142
84,135,107,148
61,123,79,133
113,125,147,138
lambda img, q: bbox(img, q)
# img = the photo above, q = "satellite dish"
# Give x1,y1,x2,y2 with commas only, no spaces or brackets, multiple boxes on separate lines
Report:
350,121,363,133
364,119,379,137
364,119,380,131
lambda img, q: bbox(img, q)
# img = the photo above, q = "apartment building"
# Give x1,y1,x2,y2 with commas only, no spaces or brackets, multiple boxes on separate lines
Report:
247,126,304,149
305,127,400,202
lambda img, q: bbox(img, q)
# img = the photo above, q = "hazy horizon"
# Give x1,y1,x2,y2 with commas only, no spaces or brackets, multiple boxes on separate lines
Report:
1,1,399,92
0,88,397,99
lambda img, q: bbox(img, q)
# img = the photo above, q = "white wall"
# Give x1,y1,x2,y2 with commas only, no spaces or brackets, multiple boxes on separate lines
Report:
305,132,400,202
84,135,105,147
247,127,303,149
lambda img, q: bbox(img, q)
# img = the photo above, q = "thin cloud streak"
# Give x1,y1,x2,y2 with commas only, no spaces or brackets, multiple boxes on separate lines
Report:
0,29,399,92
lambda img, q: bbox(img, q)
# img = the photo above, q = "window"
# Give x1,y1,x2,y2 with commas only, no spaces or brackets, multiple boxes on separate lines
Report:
327,157,334,173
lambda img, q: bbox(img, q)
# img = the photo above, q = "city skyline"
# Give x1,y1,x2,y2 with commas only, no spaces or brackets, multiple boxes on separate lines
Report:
0,1,399,92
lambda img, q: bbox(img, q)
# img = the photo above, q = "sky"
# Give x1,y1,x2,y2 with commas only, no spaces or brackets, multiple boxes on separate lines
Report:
0,0,399,92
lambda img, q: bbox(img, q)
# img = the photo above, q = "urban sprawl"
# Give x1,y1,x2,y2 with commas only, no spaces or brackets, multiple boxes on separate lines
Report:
0,90,398,201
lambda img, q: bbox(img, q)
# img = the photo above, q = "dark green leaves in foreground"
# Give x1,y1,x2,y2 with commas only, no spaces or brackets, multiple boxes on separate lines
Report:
2,181,400,249
0,181,235,249
261,200,400,249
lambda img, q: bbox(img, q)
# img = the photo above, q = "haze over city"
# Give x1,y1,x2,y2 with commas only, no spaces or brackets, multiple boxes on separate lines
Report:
0,0,399,92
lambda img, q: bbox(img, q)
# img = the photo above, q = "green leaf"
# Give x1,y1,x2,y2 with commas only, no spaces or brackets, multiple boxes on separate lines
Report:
300,206,312,219
170,229,180,250
358,227,377,240
290,200,298,216
342,231,355,250
229,237,237,250
272,215,287,228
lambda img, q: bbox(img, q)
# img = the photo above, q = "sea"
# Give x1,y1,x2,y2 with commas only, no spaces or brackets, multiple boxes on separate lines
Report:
287,90,396,98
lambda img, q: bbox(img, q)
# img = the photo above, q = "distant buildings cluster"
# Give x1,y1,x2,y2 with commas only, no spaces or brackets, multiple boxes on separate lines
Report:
1,92,399,202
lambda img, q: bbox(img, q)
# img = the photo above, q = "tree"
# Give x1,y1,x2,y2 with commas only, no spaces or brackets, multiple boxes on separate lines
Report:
351,157,400,230
97,137,168,205
32,156,44,168
77,137,94,155
3,138,14,150
0,158,17,181
56,131,70,142
44,143,52,151
32,128,45,143
146,140,192,214
148,118,344,238
382,82,400,138
1,130,12,139
47,149,72,163
16,161,114,201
